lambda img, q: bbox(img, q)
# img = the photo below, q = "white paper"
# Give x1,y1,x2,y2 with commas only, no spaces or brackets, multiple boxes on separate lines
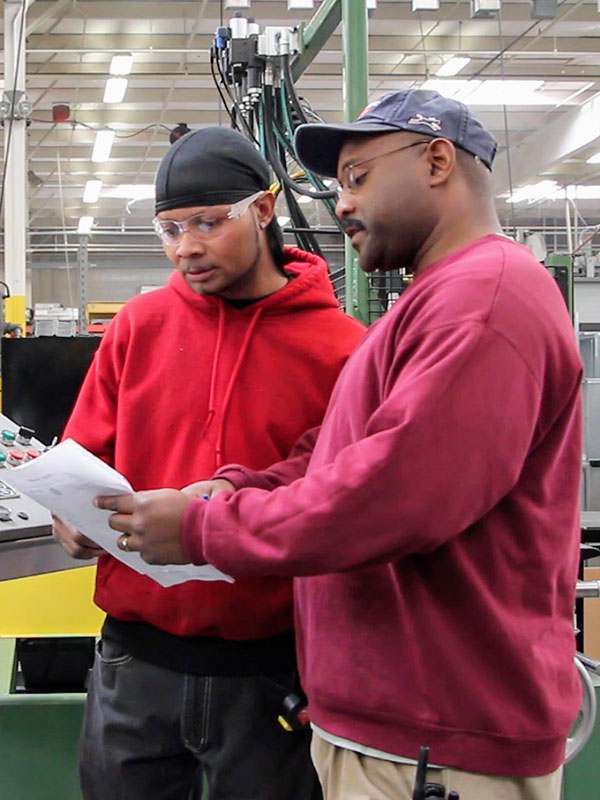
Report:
5,439,232,587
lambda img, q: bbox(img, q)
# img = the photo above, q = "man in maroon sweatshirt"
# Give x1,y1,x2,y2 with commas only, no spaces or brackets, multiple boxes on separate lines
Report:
54,127,364,800
98,91,583,800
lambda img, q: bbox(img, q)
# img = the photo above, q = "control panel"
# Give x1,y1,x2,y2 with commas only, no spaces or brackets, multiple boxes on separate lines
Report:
0,413,52,544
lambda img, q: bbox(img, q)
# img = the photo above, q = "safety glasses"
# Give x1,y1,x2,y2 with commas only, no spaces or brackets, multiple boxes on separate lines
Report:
153,190,265,245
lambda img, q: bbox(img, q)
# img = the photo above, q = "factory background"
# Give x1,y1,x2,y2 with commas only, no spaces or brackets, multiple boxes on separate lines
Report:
0,1,600,798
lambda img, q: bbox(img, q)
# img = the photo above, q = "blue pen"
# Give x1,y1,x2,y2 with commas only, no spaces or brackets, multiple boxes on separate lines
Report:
201,493,211,501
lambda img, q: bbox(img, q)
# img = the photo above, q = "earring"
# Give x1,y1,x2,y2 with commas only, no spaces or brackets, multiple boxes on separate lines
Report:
260,221,268,229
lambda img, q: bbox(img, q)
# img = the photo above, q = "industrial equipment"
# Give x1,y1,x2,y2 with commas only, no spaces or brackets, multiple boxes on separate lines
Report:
208,7,391,324
0,410,85,583
211,11,340,260
0,414,100,800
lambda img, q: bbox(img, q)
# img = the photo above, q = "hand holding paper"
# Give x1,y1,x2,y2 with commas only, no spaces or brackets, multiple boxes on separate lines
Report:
95,488,194,566
6,439,232,587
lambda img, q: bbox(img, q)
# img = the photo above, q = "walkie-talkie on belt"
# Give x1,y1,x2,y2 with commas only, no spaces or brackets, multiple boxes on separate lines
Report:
412,746,460,800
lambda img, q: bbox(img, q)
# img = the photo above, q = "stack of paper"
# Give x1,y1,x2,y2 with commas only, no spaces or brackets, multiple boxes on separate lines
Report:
6,439,232,587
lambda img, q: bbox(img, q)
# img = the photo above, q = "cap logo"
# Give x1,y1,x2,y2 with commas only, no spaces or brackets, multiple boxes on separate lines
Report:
358,98,384,119
407,113,442,132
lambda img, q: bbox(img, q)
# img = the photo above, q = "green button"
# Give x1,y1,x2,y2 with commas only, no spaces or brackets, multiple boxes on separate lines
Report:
0,453,6,462
1,430,15,442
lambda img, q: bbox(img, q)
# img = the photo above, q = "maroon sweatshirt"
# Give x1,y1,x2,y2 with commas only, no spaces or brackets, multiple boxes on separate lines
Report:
183,234,583,776
63,247,365,640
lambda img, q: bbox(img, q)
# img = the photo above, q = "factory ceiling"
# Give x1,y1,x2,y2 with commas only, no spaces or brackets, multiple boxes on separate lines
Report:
5,0,600,251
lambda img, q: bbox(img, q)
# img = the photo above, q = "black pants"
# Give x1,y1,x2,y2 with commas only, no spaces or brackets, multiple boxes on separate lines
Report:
79,637,322,800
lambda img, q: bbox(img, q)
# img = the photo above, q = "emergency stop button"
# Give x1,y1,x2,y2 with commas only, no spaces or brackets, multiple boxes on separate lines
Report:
7,449,24,466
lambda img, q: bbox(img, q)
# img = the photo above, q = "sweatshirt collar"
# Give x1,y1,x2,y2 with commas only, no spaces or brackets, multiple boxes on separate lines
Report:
168,246,338,315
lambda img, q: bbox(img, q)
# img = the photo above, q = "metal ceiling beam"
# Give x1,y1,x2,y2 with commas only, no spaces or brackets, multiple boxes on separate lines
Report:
26,0,71,37
492,92,600,195
291,0,342,81
519,0,588,51
24,36,600,56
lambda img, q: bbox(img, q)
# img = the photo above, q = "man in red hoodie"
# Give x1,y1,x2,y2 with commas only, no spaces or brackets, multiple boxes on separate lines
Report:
53,127,364,800
98,92,583,800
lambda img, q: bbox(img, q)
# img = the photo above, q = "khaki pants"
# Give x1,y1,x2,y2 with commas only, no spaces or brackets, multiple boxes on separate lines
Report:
311,733,563,800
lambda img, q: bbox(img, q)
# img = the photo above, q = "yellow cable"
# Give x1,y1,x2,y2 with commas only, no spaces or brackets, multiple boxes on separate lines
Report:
270,170,308,198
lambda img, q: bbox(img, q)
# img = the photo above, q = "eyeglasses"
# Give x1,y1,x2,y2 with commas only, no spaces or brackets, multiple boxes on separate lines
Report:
337,140,432,195
153,190,265,245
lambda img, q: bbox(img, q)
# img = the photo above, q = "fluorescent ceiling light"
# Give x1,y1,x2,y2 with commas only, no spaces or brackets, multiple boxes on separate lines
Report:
586,152,600,164
103,77,128,104
469,80,545,105
421,79,481,102
83,179,103,203
109,53,134,76
505,180,559,204
367,0,377,8
102,184,155,201
287,0,313,8
556,185,600,201
422,79,547,105
225,0,251,6
277,215,291,226
502,185,600,202
77,216,94,234
92,129,115,162
435,57,471,78
412,0,440,10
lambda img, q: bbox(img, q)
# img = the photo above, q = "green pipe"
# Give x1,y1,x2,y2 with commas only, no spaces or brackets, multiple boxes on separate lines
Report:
342,0,370,323
292,0,342,82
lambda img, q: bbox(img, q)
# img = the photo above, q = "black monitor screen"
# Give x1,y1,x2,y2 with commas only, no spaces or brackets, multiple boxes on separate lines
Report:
1,337,100,446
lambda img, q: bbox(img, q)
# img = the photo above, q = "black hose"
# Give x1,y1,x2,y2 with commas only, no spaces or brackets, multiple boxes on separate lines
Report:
283,182,323,257
281,54,308,128
263,87,337,200
213,49,259,145
271,88,344,236
210,50,240,131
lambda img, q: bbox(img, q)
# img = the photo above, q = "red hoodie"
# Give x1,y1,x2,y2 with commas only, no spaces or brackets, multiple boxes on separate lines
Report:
63,247,365,640
183,235,583,776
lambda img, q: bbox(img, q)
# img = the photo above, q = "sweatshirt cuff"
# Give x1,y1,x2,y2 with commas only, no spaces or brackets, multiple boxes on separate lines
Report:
213,464,259,490
181,498,208,564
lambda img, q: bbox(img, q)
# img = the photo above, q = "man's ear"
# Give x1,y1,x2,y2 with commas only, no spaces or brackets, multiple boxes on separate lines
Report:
255,191,276,228
426,138,456,187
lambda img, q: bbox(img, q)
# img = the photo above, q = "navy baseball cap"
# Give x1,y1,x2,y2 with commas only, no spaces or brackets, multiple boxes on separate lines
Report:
295,89,498,177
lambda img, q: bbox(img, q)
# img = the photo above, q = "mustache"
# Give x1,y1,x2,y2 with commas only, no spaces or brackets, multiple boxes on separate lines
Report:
340,218,366,235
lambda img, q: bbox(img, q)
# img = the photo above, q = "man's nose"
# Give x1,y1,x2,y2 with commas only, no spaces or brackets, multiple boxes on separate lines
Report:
335,189,355,219
175,230,207,258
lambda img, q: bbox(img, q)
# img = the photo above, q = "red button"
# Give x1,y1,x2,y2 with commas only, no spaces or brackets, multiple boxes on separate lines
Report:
26,449,40,459
8,449,24,461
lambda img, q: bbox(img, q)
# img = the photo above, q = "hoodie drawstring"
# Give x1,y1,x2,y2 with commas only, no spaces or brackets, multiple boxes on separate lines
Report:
214,307,263,468
200,300,225,439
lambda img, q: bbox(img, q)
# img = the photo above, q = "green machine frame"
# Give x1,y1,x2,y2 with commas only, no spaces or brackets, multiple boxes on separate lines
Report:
292,0,371,324
0,638,85,800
